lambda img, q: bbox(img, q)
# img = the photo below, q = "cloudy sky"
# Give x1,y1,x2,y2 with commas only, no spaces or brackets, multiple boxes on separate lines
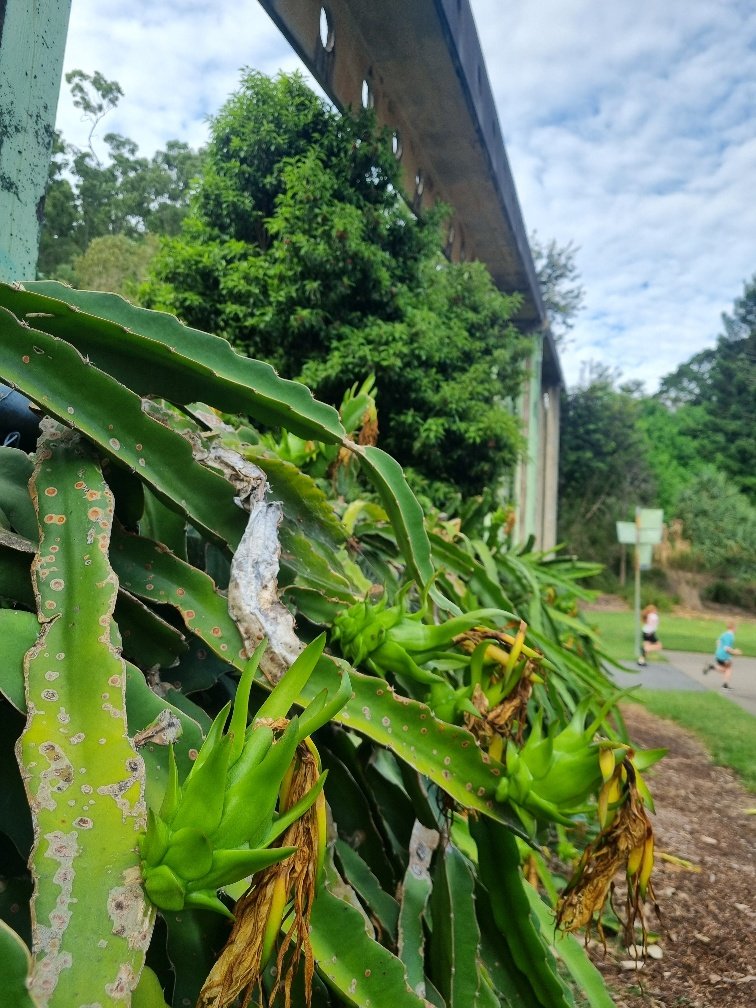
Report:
55,0,756,390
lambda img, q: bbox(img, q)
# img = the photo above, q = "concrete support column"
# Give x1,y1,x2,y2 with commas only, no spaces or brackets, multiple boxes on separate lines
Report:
0,0,72,281
539,384,560,551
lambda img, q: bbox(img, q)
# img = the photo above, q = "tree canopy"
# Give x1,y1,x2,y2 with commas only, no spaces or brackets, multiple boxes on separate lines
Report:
37,70,204,289
558,278,755,599
143,70,531,502
530,233,585,345
557,365,656,563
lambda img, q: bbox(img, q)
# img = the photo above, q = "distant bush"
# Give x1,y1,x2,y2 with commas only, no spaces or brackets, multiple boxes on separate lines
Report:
703,578,756,614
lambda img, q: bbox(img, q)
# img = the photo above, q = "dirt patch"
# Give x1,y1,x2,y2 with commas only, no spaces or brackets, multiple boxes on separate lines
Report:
586,704,756,1008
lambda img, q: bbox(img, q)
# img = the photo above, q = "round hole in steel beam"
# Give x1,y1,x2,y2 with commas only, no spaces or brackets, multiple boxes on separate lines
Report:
319,8,335,51
361,78,374,109
391,131,402,159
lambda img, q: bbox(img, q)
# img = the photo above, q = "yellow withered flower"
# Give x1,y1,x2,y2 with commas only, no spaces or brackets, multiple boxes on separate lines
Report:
557,758,656,944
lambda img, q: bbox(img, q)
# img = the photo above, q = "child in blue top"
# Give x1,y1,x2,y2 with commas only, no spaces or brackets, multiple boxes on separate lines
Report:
703,620,742,688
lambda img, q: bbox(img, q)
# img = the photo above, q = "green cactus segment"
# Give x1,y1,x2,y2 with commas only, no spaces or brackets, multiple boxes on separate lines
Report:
107,529,523,829
109,527,249,664
0,920,39,1008
350,445,436,598
0,610,39,711
397,824,437,999
0,306,246,549
524,885,616,1008
429,533,514,612
335,840,400,941
0,542,35,608
0,446,37,540
107,527,521,830
312,660,527,835
115,590,188,670
19,426,153,1007
1,282,344,443
310,878,428,1008
472,818,572,1008
123,661,205,806
428,844,484,1008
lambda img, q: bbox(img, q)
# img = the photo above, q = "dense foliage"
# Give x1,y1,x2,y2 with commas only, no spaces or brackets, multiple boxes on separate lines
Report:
37,71,204,289
142,71,531,502
530,233,585,346
558,278,756,603
557,367,656,564
0,281,660,1008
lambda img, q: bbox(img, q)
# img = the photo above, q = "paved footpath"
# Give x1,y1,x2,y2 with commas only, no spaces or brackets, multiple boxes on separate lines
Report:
610,650,756,718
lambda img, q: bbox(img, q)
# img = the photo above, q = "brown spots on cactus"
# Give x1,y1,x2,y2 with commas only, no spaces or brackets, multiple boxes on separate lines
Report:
85,490,100,501
87,507,103,521
44,487,57,497
49,579,64,591
108,438,121,451
108,871,152,950
106,964,139,999
73,817,93,830
44,514,66,524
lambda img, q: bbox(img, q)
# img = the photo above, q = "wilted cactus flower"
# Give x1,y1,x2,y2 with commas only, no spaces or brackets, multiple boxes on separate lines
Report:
140,634,349,916
331,589,512,687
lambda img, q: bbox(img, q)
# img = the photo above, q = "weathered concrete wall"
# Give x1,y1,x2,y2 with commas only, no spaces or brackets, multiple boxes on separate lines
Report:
0,0,72,281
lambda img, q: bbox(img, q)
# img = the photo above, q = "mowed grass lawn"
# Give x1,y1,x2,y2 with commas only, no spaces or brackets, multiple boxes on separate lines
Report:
584,608,756,664
627,690,756,792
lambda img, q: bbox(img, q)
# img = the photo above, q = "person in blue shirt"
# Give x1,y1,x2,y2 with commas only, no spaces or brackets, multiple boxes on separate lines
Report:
703,620,742,688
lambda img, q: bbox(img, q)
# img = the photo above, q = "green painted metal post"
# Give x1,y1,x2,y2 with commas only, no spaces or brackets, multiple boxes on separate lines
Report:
0,0,72,281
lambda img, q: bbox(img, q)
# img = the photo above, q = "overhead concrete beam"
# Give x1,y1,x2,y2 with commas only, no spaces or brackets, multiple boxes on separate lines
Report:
257,0,547,331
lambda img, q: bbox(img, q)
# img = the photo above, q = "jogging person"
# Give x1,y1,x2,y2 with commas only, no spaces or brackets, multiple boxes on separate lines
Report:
703,620,742,688
638,604,662,667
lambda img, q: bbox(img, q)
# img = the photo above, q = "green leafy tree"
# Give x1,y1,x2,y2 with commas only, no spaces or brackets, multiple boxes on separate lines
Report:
636,396,707,515
530,232,585,345
558,365,656,567
144,70,530,501
676,466,756,576
71,233,159,295
656,276,755,499
38,71,204,280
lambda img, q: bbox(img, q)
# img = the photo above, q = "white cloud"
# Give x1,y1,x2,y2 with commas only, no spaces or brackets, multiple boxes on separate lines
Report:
54,0,756,391
470,0,756,388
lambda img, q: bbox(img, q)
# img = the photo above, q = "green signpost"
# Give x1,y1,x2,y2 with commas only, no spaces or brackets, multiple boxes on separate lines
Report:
617,508,664,661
